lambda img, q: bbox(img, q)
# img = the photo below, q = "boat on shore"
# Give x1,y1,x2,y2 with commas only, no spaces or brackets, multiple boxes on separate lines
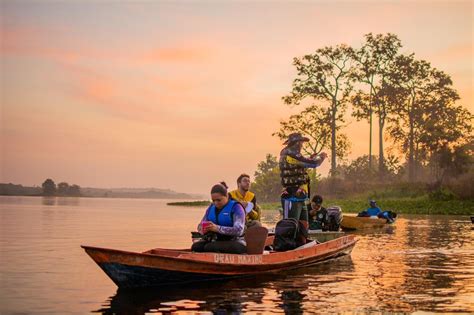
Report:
81,235,356,289
340,215,392,230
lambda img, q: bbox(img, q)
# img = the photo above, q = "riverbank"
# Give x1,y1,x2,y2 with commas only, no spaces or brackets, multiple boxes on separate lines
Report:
260,197,474,215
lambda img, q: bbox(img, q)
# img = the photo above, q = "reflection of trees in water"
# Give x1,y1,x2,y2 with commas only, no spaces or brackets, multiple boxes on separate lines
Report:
347,219,412,312
403,215,472,311
96,256,355,314
42,196,56,206
41,196,80,206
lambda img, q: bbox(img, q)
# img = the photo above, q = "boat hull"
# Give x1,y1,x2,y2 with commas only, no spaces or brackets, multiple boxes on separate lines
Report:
341,216,389,230
82,235,356,288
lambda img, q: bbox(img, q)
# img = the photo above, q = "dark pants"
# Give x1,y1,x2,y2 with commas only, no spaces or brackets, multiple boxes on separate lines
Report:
191,240,247,254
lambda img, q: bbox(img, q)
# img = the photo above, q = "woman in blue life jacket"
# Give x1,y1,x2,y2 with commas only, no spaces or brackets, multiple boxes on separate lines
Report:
191,182,247,254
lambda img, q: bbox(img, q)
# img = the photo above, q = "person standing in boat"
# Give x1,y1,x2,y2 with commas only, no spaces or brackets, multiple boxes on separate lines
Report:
229,173,262,228
191,182,247,254
279,133,327,227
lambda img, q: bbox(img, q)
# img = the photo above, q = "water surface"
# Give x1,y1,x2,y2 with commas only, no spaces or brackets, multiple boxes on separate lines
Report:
1,196,473,314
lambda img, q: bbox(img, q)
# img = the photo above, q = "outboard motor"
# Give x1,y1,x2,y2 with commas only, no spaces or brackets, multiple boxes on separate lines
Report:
326,206,343,231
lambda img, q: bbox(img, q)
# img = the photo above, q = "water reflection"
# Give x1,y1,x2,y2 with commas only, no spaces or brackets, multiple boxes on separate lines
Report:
41,196,81,206
42,196,56,206
95,215,474,314
96,256,355,314
1,197,472,314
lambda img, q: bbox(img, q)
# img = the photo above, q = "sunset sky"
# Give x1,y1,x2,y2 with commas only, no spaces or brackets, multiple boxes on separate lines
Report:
1,1,472,194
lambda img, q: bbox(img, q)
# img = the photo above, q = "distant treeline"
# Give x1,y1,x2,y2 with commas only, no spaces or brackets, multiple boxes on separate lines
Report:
0,183,42,196
0,179,204,200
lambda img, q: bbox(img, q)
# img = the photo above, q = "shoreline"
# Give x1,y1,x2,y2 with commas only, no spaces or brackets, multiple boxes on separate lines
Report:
260,197,474,215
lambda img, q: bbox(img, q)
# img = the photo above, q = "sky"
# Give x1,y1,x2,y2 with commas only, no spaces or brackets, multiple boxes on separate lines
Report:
1,1,472,194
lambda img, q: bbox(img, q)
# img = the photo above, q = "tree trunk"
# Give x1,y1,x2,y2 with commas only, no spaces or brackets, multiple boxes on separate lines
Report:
369,106,373,169
408,115,415,182
331,103,337,176
378,118,385,180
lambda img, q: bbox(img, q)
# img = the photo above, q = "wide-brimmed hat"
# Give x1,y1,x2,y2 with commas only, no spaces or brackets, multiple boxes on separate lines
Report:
283,132,309,145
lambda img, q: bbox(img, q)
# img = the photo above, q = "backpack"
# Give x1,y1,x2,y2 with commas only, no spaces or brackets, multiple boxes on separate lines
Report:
273,218,308,251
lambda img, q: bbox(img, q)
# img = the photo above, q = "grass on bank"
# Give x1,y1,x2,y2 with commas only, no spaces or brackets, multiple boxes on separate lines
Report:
167,197,473,215
260,196,474,215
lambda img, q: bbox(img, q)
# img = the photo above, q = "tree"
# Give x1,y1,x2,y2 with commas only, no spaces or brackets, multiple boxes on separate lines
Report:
68,184,81,196
351,33,402,176
252,154,281,202
273,105,350,160
57,182,69,196
42,179,56,196
283,45,354,175
387,54,461,181
254,154,278,178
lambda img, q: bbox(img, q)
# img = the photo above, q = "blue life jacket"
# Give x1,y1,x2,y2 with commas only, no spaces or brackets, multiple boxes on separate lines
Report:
366,207,382,216
206,199,236,227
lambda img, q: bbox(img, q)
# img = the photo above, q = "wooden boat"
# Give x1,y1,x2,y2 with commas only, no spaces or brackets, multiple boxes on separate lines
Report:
340,215,391,230
81,235,356,289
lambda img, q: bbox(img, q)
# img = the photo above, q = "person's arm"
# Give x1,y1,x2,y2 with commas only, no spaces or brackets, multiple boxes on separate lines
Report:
217,203,246,236
287,152,325,168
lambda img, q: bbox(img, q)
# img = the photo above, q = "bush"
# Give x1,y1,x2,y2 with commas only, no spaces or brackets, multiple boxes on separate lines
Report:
428,188,457,201
446,171,474,200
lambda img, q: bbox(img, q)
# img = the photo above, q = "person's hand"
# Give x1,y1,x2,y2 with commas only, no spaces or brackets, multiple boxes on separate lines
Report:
205,222,219,233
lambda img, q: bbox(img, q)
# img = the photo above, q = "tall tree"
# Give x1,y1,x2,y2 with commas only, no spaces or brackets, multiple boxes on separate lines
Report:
273,105,350,159
283,45,354,175
387,54,462,181
351,33,402,177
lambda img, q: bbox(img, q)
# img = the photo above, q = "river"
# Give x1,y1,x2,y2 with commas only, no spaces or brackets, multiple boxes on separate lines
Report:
0,196,473,314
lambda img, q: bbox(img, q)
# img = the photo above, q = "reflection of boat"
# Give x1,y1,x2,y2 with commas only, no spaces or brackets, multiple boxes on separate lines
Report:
97,255,355,314
81,235,356,289
340,216,390,230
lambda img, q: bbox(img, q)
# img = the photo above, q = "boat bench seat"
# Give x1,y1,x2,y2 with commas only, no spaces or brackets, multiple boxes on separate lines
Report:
245,226,268,255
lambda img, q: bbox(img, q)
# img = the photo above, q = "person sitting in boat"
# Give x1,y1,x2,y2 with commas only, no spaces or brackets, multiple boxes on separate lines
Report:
308,195,328,230
191,182,247,254
229,173,262,228
358,200,382,217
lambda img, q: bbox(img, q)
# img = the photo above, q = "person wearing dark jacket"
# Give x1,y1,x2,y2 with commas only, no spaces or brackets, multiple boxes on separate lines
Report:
308,195,328,230
279,133,327,226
